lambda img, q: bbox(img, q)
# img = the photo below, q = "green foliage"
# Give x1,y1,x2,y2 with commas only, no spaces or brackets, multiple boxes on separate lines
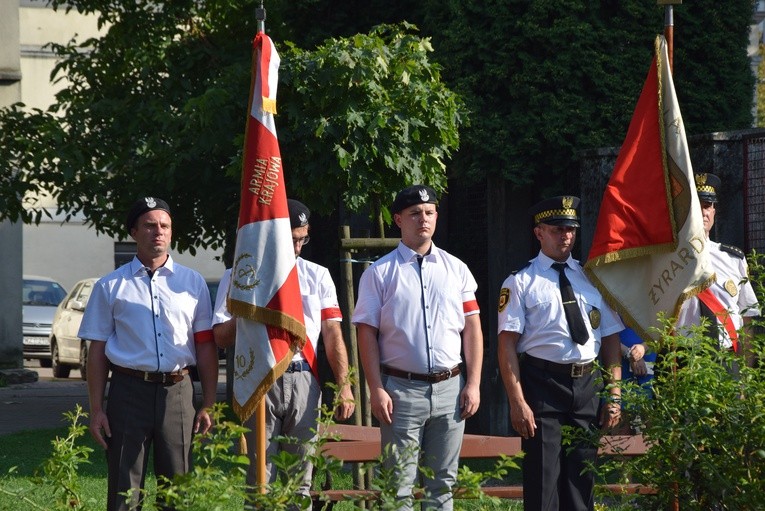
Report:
420,0,754,192
279,23,464,221
0,405,94,510
147,404,251,510
594,309,765,510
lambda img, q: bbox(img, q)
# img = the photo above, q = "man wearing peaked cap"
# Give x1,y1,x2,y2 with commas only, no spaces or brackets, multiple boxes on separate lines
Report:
694,172,721,203
676,173,760,365
212,198,354,506
497,195,623,511
79,196,218,511
527,195,581,227
353,184,483,510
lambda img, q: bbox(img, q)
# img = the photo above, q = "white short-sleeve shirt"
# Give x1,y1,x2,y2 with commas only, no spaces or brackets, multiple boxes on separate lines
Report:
352,242,480,374
497,251,623,363
78,256,213,372
212,257,342,361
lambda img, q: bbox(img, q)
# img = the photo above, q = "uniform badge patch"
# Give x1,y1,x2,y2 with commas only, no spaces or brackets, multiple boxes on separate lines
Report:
498,288,510,313
724,279,738,297
589,308,601,329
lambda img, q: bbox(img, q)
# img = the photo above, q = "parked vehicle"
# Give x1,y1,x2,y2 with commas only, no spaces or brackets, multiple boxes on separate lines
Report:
23,275,68,367
49,278,98,379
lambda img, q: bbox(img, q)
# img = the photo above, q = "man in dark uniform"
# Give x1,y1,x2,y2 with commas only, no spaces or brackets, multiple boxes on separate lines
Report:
677,173,760,365
497,196,623,511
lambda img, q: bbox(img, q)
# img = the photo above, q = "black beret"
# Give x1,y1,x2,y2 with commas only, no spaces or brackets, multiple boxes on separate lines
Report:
695,173,720,203
528,196,580,227
391,185,438,214
287,199,310,229
125,197,172,231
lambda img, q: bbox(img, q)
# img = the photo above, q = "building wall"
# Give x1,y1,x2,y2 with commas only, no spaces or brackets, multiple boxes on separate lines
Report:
18,2,225,291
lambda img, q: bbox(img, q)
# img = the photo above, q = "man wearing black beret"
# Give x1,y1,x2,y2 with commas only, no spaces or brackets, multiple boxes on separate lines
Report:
353,184,484,510
212,198,354,506
79,197,219,511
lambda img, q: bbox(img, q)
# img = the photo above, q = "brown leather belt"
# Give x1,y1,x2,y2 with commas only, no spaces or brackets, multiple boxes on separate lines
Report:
381,365,461,383
111,364,189,385
522,353,594,378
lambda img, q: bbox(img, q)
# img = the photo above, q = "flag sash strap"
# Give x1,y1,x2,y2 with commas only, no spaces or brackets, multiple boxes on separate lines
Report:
697,288,739,352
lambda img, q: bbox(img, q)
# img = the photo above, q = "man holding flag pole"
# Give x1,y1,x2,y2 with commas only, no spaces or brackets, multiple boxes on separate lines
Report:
213,5,335,506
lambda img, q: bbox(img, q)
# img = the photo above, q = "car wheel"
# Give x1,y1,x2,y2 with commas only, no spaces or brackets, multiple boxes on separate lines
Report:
79,342,88,382
51,342,71,379
39,358,52,368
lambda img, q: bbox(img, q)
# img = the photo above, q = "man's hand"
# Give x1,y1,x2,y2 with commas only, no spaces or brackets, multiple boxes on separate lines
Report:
459,382,480,419
510,399,537,439
334,384,356,422
89,409,111,450
370,387,393,425
194,408,213,435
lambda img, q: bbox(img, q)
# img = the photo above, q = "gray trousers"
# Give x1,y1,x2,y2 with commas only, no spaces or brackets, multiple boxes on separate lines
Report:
244,369,320,508
105,370,194,511
380,373,465,511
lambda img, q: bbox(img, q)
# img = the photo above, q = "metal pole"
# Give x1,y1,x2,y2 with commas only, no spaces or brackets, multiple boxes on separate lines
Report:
256,1,266,34
658,0,682,74
665,5,674,73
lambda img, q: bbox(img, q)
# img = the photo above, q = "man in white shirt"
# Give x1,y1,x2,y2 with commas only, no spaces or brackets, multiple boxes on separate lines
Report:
497,196,623,511
677,173,760,365
79,197,218,511
353,185,483,511
212,199,354,508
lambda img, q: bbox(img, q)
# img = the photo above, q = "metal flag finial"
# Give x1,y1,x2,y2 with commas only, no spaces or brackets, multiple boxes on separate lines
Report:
256,1,266,34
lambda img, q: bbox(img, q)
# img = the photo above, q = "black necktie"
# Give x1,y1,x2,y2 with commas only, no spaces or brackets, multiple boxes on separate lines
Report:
552,263,589,345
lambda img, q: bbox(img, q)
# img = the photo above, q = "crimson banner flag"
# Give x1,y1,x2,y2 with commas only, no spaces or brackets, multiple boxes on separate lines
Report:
584,36,713,342
228,32,306,422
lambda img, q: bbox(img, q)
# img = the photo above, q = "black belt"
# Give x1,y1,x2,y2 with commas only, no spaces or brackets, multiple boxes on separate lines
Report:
381,365,461,383
285,360,312,373
522,353,594,378
111,364,188,385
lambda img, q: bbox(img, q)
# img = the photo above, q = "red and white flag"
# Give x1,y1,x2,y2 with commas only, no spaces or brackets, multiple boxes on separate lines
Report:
228,32,306,422
584,36,713,342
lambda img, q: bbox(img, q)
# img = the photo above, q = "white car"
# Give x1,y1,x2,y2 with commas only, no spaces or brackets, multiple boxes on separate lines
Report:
49,277,98,379
23,275,68,368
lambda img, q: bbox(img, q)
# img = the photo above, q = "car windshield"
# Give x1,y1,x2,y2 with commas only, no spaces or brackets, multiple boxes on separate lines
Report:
23,279,68,306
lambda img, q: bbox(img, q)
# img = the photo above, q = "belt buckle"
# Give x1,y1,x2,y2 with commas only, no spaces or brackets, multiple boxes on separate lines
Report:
143,371,153,383
570,364,584,378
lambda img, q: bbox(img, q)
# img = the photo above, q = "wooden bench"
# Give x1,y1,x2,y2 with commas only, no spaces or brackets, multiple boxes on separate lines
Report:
313,424,656,502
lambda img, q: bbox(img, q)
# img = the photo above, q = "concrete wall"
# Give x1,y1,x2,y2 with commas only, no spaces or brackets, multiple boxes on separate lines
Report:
0,2,23,368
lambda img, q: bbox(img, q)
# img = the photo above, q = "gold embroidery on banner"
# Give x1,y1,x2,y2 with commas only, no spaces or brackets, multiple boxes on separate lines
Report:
233,253,261,291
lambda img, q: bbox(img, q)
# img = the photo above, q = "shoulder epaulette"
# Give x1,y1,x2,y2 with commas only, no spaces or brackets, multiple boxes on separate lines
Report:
511,261,532,275
720,244,745,259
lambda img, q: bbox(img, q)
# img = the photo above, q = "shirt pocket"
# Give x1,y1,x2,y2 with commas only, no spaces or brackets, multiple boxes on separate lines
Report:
579,291,602,331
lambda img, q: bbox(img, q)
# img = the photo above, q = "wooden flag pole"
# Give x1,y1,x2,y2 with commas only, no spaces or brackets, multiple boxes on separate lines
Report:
658,5,682,509
256,398,267,490
254,0,268,494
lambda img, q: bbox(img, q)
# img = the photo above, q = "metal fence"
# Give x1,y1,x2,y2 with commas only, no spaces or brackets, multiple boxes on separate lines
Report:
744,135,765,254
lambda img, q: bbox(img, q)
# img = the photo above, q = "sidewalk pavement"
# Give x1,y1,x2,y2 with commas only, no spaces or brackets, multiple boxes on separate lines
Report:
0,374,229,437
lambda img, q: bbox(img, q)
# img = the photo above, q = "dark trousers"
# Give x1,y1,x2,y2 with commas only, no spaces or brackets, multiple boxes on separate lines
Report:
519,361,601,511
105,370,194,511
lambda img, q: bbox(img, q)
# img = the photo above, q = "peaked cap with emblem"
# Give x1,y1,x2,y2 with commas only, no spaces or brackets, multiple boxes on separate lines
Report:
125,197,172,231
391,185,439,214
528,196,580,227
694,173,721,204
287,199,311,229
